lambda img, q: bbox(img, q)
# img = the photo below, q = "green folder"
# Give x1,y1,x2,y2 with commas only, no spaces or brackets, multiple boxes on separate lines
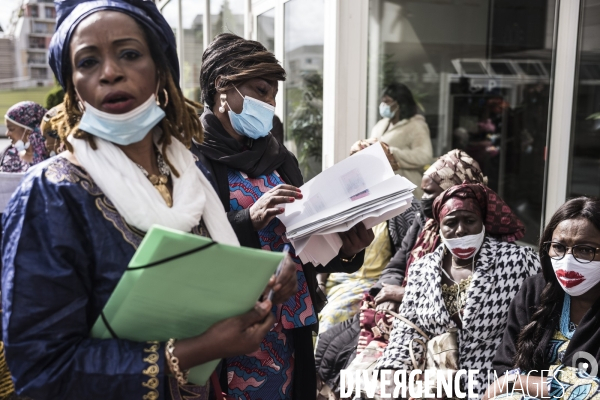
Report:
91,225,283,385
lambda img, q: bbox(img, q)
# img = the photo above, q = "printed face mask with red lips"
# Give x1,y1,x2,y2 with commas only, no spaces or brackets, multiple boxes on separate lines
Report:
440,226,485,260
551,255,600,296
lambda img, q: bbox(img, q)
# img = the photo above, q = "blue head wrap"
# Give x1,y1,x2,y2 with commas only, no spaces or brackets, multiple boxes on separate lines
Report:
49,0,179,89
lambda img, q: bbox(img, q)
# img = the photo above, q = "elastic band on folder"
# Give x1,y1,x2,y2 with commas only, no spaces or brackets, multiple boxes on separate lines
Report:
100,241,219,338
127,241,218,270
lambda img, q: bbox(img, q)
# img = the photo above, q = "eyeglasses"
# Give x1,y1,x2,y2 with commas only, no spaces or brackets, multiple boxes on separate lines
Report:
542,241,600,264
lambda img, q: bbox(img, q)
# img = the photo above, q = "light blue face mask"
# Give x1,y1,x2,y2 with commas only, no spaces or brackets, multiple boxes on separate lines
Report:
78,95,166,146
379,102,397,119
228,87,275,139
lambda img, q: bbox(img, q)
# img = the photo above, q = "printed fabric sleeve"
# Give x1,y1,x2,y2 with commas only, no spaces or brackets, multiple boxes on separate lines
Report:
1,176,167,399
375,265,426,372
548,364,600,400
388,121,433,170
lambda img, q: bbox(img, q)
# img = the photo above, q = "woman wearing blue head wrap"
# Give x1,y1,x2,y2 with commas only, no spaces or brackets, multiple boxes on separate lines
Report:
1,1,297,399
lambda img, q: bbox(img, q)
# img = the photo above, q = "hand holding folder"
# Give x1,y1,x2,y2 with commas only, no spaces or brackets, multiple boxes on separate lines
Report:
91,225,285,385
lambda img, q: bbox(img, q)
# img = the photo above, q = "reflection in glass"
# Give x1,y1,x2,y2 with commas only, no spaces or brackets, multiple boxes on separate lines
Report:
181,0,204,102
257,8,275,53
367,0,557,245
568,0,600,198
211,0,244,38
284,0,324,180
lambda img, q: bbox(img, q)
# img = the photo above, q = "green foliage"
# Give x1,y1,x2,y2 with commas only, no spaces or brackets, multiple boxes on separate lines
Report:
44,82,64,110
288,72,323,179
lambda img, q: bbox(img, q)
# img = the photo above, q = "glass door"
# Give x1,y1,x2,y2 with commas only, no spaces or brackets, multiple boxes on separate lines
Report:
366,0,557,245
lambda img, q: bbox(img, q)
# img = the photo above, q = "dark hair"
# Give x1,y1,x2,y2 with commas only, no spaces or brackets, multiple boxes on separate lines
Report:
514,196,600,370
381,82,418,120
53,17,203,177
200,33,286,108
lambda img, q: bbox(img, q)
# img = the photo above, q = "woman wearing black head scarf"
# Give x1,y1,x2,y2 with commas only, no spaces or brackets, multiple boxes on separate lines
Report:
195,33,374,400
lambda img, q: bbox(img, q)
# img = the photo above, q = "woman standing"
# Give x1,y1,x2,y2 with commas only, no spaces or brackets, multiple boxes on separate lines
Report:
352,83,432,198
196,33,374,399
2,2,295,399
376,183,540,397
2,101,49,172
486,197,600,400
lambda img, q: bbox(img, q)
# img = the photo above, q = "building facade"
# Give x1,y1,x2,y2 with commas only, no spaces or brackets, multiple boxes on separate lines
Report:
7,0,56,88
160,0,600,246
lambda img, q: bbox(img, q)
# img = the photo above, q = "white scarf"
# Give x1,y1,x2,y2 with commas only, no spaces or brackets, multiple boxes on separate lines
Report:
67,132,239,246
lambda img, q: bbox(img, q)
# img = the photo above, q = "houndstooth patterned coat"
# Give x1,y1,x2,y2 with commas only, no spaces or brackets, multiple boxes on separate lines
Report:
375,236,541,399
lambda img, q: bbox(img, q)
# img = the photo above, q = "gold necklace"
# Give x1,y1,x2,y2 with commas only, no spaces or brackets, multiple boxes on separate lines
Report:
136,152,173,208
452,257,474,270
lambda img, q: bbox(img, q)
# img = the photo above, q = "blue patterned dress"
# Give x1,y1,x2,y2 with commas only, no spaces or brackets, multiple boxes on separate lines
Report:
226,169,317,399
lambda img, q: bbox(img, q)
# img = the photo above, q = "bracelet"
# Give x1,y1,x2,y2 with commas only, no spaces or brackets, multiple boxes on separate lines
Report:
339,253,357,263
166,338,189,386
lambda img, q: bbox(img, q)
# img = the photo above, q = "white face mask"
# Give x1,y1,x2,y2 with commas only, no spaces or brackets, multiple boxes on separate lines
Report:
441,226,485,259
551,255,600,296
14,129,30,157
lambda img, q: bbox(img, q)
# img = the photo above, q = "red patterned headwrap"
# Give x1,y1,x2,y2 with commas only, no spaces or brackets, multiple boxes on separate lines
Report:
433,183,525,243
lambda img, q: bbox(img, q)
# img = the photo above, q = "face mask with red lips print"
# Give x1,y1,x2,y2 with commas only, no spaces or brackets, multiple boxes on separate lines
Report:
551,255,600,296
441,226,485,260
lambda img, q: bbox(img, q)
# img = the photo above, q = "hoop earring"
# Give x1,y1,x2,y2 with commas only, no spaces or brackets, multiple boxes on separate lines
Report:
77,100,85,113
218,93,227,113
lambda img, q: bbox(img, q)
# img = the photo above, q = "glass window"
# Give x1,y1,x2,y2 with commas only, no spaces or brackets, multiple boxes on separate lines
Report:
45,6,56,19
284,0,324,180
257,8,275,53
367,0,557,245
181,0,204,102
28,36,46,49
567,0,600,198
211,0,244,38
29,5,39,18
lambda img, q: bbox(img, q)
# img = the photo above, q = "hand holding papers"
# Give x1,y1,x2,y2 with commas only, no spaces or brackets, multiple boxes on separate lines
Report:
91,226,284,385
278,143,416,266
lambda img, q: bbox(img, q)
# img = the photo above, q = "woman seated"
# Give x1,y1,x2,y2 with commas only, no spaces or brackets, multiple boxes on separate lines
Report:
2,2,295,399
485,197,600,400
2,101,49,172
376,183,540,398
371,149,487,312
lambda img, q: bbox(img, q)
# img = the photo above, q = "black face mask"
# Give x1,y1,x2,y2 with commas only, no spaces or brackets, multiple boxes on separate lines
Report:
420,196,435,219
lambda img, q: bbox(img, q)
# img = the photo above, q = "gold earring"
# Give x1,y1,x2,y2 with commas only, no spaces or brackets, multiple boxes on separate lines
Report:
162,88,169,107
77,100,85,112
219,93,227,113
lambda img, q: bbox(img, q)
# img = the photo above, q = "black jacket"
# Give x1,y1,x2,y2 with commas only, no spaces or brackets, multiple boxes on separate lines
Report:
191,142,365,400
493,273,600,376
369,207,426,295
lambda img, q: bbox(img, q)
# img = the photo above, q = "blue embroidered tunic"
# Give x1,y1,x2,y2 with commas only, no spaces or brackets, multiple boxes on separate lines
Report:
1,157,209,400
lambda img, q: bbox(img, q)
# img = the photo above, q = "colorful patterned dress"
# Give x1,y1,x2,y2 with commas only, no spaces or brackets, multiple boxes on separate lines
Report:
494,327,600,400
318,222,392,333
226,169,317,400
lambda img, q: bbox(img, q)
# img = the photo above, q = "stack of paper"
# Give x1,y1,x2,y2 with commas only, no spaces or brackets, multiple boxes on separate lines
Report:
278,143,416,266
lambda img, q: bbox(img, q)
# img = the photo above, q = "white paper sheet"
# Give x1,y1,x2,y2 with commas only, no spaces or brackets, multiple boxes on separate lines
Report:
278,143,417,266
0,172,25,211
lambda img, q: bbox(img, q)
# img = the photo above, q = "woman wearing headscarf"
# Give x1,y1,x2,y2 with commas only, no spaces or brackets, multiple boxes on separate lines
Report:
1,101,49,172
376,183,540,398
484,197,600,400
371,149,488,310
314,150,487,397
195,33,374,399
2,2,296,399
350,82,432,198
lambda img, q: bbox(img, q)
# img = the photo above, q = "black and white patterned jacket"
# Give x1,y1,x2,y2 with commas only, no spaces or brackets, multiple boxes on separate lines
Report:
376,235,541,398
